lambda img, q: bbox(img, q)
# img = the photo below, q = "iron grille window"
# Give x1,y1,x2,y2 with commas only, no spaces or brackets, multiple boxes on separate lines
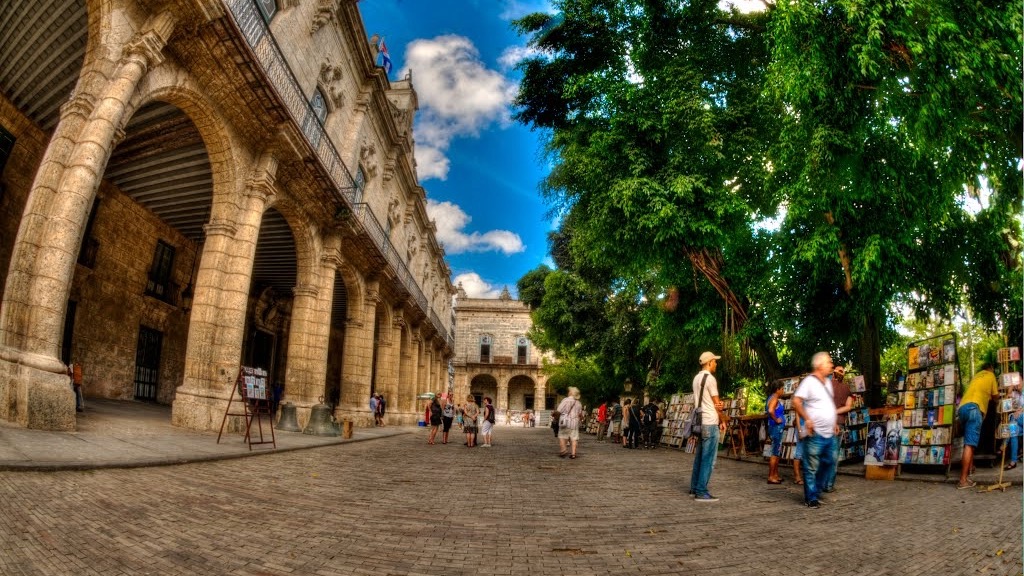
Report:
516,337,529,364
479,335,491,363
311,88,327,123
0,123,14,176
255,0,277,23
145,240,176,301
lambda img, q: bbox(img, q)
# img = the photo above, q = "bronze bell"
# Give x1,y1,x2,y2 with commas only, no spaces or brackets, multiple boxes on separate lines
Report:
276,402,301,432
303,402,340,436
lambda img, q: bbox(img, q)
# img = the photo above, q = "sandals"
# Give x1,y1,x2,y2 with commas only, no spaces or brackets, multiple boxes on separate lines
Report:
956,479,977,490
794,479,804,485
569,454,577,459
767,479,783,485
558,452,568,458
1005,462,1017,471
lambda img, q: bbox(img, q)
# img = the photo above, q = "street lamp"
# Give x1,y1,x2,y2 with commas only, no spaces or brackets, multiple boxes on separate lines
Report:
624,378,633,393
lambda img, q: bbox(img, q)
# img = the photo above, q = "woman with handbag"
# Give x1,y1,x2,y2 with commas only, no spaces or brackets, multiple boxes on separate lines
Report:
556,387,584,459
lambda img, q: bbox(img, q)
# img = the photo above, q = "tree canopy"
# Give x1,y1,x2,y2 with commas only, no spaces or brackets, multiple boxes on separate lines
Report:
512,0,1022,399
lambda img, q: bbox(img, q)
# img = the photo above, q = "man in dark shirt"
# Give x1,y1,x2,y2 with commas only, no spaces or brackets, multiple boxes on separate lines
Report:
825,365,854,493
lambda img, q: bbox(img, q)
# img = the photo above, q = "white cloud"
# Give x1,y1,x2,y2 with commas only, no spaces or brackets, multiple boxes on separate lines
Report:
427,199,526,254
454,272,503,298
498,45,545,70
402,35,518,181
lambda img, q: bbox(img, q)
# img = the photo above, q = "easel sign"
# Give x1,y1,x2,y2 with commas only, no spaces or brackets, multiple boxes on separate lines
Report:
217,366,276,450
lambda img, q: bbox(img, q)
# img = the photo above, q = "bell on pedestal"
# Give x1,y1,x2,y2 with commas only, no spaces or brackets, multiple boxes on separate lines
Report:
303,402,340,436
276,402,301,432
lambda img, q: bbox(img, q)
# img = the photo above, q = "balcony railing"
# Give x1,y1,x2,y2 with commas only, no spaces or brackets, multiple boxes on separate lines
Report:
223,0,452,349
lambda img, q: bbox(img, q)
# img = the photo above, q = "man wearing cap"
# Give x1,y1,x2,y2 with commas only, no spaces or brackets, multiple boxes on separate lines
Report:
792,352,838,508
690,351,726,502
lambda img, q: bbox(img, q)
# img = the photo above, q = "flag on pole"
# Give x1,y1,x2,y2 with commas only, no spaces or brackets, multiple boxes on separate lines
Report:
378,37,393,75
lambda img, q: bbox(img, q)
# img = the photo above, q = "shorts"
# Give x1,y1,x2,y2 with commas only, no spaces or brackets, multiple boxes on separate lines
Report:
794,438,804,460
958,403,983,447
558,426,580,441
609,421,621,434
482,421,494,435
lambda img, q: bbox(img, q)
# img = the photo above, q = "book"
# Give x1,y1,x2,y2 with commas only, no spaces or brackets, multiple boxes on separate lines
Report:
908,346,920,369
998,398,1014,413
944,365,955,386
1001,372,1022,388
943,339,956,362
851,375,866,392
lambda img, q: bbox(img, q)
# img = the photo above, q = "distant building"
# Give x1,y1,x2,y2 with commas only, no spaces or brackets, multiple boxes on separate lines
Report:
451,285,554,425
0,0,453,431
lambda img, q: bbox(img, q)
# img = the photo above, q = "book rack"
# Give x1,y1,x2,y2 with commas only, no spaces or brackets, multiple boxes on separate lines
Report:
896,333,960,471
984,346,1021,492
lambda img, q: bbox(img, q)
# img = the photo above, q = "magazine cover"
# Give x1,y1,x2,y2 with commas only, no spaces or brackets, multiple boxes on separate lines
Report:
884,420,902,464
865,421,886,465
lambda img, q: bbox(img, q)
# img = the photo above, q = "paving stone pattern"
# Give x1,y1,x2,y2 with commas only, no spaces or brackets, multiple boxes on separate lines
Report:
0,428,1020,576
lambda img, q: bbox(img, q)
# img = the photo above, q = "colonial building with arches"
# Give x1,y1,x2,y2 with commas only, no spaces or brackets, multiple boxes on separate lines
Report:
451,287,553,426
0,0,454,431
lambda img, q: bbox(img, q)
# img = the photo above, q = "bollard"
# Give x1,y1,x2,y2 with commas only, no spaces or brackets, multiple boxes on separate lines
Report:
342,420,353,439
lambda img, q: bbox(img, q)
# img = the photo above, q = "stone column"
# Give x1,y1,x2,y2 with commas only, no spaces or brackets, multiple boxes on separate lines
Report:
535,380,548,411
282,268,333,428
171,153,277,431
337,278,377,426
396,319,415,416
497,377,509,425
374,312,402,424
0,14,176,430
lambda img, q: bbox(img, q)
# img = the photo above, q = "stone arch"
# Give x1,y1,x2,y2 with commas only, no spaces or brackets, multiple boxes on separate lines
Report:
469,373,497,406
264,195,320,290
506,374,536,412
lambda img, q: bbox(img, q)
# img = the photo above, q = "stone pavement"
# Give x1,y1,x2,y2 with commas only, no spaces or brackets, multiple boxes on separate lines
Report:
0,404,1021,576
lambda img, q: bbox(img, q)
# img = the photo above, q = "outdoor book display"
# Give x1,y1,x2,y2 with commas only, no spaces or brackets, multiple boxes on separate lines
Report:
217,366,276,450
986,346,1021,492
660,393,697,451
721,395,748,455
777,376,800,461
896,333,960,468
840,398,869,462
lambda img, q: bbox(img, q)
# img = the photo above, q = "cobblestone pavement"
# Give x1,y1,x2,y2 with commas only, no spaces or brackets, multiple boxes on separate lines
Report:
1,427,1020,576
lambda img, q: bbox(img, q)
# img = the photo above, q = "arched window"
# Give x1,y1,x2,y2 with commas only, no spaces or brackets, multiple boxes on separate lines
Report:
310,88,328,123
516,336,529,364
479,335,492,364
256,0,278,22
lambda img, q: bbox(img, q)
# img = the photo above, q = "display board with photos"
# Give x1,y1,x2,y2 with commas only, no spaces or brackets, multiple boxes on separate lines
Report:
773,376,801,461
996,347,1021,442
896,333,960,466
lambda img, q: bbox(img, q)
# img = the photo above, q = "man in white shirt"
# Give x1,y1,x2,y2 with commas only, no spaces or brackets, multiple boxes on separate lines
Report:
792,351,838,509
690,351,726,502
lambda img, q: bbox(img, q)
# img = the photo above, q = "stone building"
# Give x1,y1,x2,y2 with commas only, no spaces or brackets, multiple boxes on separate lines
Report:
451,286,553,426
0,0,455,431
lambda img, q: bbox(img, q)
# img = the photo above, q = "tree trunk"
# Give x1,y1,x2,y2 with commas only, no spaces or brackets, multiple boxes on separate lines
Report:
856,313,883,407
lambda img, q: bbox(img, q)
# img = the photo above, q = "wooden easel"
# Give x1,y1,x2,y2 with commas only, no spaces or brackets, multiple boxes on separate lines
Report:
983,347,1020,492
216,366,277,450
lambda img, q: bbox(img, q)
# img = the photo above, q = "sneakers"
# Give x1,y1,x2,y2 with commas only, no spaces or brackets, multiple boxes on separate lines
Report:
805,500,820,509
694,494,719,502
823,487,835,493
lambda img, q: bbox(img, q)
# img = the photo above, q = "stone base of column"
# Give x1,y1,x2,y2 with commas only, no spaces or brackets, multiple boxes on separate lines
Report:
335,407,375,428
171,391,232,432
0,355,76,430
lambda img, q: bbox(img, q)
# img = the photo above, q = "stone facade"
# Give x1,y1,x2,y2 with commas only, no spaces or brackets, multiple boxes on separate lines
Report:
0,0,454,431
451,287,554,426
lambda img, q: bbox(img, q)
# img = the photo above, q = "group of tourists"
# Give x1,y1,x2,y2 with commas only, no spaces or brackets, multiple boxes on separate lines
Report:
368,393,387,426
424,394,496,448
591,397,662,450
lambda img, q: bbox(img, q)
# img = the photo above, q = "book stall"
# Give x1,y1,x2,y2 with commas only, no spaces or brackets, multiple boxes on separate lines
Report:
984,346,1021,492
660,393,697,452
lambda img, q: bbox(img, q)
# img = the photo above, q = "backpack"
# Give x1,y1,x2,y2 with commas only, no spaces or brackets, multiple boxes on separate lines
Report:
611,404,622,420
485,404,495,423
643,404,656,425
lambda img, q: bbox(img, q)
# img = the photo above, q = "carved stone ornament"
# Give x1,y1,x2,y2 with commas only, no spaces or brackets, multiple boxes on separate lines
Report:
319,60,346,110
360,142,378,178
310,0,339,34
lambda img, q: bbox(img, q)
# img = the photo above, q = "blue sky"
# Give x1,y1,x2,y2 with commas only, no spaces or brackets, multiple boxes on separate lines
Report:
358,0,557,298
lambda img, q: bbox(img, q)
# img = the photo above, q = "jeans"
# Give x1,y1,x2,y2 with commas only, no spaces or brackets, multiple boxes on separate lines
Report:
825,434,841,490
1008,413,1023,462
690,425,721,497
800,432,836,504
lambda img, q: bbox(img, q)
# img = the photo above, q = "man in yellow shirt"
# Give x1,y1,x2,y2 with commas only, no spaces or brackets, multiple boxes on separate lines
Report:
956,362,999,489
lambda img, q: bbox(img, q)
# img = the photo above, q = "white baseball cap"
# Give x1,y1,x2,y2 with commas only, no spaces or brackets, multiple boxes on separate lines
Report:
699,351,721,366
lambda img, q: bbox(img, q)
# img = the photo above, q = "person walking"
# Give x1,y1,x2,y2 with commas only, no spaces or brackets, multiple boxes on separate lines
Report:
369,393,379,426
765,379,785,484
792,352,838,508
625,399,642,449
556,387,584,459
596,400,609,441
620,399,633,447
608,399,622,443
689,351,726,502
462,395,480,448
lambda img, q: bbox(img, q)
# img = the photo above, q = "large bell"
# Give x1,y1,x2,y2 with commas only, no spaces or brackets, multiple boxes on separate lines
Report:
303,403,340,436
276,402,301,432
